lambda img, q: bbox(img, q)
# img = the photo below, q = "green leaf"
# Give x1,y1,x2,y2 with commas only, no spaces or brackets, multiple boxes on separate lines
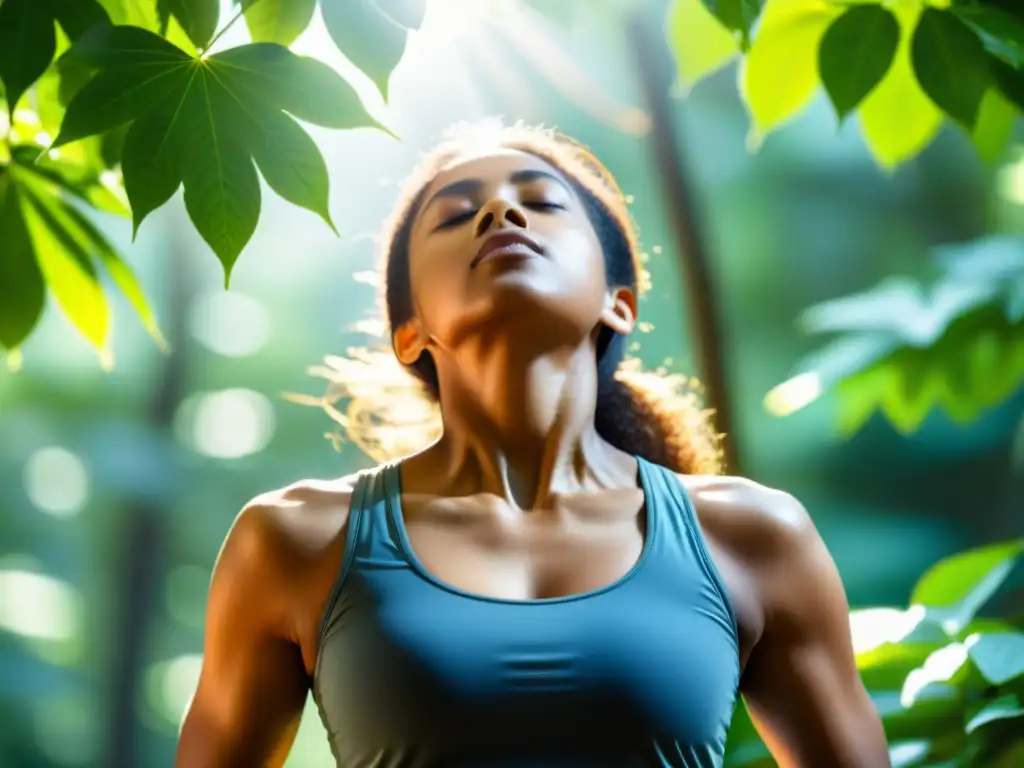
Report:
97,0,161,30
966,693,1024,734
701,0,762,44
247,107,336,232
211,43,385,130
954,3,1024,68
0,0,58,116
0,170,46,350
56,195,166,349
912,540,1023,632
240,0,317,47
51,28,378,281
818,5,900,121
993,58,1024,112
911,8,991,128
120,98,184,236
859,2,943,170
666,0,740,91
166,0,219,50
971,87,1018,164
11,166,112,359
968,632,1024,685
11,144,129,218
740,0,843,141
174,69,262,285
50,0,112,40
321,0,411,101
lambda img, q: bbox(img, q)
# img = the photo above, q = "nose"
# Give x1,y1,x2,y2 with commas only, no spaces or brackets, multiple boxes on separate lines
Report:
473,199,528,238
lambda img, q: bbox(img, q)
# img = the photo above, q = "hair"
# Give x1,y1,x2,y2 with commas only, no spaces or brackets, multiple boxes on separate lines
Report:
299,120,722,475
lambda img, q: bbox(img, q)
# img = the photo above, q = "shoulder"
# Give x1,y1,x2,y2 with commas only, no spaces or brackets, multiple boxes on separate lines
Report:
678,474,841,625
225,474,360,568
679,474,817,562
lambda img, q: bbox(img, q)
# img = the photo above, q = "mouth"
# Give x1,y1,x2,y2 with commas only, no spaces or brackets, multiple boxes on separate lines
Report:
470,231,543,269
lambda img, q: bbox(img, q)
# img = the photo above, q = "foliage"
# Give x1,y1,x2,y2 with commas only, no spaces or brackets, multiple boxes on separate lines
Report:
766,236,1024,435
725,539,1024,767
3,0,1024,361
0,0,421,363
667,0,1024,167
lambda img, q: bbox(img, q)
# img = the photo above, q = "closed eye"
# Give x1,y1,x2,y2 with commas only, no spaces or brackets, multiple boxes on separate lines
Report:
435,210,477,230
524,201,565,212
435,201,565,231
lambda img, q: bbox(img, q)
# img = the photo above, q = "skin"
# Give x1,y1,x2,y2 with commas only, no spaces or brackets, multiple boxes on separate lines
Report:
176,149,891,768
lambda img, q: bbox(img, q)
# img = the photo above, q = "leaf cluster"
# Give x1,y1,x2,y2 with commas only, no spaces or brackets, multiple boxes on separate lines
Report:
767,236,1024,435
668,0,1024,168
0,0,424,361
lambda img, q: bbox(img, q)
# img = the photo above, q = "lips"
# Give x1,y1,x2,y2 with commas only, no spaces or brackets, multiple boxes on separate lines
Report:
471,231,543,269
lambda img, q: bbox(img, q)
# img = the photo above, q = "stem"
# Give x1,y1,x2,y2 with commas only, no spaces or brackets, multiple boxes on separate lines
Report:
626,10,743,476
205,4,247,53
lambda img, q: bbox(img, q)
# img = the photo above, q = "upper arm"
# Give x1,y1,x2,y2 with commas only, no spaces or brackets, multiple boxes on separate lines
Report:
175,502,313,768
738,493,889,768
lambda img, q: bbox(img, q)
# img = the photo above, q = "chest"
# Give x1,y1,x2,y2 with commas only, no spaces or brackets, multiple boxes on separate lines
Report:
316,571,739,760
401,490,647,602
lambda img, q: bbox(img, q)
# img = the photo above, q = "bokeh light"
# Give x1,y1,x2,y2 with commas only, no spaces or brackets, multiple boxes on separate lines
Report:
23,447,90,518
174,389,276,459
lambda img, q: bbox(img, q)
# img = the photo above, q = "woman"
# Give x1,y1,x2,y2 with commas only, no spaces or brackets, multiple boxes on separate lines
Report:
176,122,889,767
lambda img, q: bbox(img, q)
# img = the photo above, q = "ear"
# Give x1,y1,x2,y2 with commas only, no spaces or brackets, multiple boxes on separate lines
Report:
392,318,427,365
599,285,637,335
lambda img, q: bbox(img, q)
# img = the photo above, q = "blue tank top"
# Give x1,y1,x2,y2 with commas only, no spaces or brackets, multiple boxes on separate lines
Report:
312,457,740,767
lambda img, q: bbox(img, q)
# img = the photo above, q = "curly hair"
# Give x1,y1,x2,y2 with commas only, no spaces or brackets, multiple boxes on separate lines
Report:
301,119,722,475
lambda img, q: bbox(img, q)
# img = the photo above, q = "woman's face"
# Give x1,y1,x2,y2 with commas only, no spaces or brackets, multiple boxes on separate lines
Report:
400,149,631,361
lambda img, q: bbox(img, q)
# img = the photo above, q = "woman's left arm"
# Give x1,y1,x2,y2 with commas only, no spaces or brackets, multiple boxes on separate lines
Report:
738,492,890,768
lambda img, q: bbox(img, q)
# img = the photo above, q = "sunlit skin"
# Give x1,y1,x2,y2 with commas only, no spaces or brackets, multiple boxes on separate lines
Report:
176,149,891,768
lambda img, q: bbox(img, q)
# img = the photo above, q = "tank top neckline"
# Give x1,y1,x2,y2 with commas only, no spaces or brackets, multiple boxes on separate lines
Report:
381,455,659,607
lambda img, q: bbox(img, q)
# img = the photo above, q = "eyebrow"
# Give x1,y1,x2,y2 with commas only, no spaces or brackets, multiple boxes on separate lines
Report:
423,168,572,214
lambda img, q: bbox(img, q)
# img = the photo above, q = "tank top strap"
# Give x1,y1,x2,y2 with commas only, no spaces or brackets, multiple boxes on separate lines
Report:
347,462,409,566
635,457,739,638
315,463,410,657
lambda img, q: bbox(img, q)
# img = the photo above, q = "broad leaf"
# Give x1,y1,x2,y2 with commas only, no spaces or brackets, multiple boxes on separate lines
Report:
666,0,740,91
55,191,166,349
993,58,1024,112
967,632,1024,685
971,87,1018,164
0,0,59,116
2,146,161,355
11,145,129,218
912,540,1023,632
954,3,1024,68
966,693,1024,734
740,0,842,141
0,170,46,350
53,27,380,283
321,0,425,101
818,5,899,121
166,0,219,50
911,8,991,128
700,0,762,45
10,166,112,359
239,0,317,47
859,2,943,169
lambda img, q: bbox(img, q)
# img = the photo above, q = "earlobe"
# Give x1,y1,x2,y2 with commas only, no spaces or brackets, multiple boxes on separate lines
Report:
600,287,637,335
393,320,426,365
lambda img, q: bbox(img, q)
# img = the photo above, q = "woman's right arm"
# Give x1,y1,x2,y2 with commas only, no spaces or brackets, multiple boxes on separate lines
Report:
175,499,318,768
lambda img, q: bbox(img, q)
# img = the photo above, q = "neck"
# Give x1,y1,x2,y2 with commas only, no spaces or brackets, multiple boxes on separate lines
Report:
428,342,620,508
